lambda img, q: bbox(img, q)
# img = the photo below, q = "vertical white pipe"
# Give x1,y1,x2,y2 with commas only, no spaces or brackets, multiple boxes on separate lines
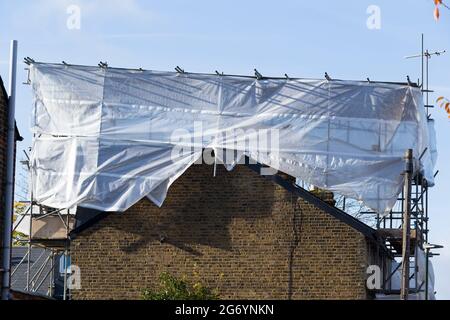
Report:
1,40,18,300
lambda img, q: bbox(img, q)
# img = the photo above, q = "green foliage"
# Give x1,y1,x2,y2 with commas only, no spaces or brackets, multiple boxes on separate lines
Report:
13,202,27,246
142,272,220,300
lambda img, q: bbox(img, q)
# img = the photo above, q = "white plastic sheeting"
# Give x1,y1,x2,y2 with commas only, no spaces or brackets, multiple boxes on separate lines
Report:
29,63,436,214
417,248,435,300
388,250,435,300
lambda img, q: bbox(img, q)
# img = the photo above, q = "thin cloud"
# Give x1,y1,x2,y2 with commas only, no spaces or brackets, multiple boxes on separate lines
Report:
18,0,154,27
76,0,154,21
101,33,179,39
100,33,213,40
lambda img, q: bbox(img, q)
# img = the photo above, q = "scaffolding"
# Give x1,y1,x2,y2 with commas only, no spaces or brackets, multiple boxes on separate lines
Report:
12,196,74,299
349,34,444,299
353,164,431,297
6,34,443,300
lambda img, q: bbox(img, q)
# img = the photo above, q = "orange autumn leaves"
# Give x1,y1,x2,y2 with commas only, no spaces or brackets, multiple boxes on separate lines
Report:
437,96,450,118
435,0,443,20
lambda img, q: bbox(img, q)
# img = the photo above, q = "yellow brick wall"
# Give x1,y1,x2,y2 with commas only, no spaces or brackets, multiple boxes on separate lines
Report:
71,164,370,300
0,80,9,280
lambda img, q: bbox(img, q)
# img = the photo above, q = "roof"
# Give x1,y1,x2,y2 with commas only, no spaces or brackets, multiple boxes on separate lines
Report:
0,75,8,100
10,289,54,300
11,247,54,296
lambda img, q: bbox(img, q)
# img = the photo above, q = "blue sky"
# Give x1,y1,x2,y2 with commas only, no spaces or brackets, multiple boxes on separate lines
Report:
1,0,449,299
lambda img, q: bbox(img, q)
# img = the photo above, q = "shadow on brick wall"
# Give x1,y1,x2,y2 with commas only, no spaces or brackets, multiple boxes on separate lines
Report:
76,165,280,255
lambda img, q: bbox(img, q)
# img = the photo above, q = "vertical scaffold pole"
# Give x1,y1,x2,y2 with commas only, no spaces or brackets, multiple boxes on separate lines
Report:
401,149,413,300
63,250,68,300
